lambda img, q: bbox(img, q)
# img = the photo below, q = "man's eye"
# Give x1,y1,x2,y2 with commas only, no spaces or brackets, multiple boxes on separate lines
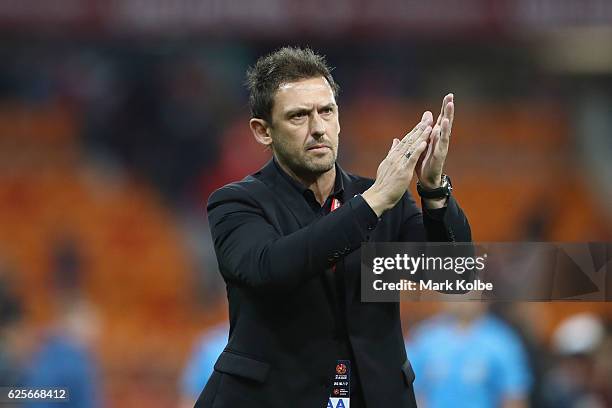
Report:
292,112,306,119
321,107,334,114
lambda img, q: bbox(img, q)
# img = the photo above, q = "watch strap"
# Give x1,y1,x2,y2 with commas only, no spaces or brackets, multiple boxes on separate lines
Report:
417,174,452,199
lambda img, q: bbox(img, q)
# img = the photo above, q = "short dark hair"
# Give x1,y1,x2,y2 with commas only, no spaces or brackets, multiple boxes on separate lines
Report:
245,46,339,124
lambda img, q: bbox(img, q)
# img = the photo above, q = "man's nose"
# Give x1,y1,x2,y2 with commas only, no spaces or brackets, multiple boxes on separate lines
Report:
309,112,325,138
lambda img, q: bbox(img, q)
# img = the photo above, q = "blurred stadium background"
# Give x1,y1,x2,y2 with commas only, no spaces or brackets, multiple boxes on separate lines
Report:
0,0,611,407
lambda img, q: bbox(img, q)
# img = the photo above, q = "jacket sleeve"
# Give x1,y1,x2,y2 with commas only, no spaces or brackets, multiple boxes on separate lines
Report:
207,184,379,292
398,192,472,242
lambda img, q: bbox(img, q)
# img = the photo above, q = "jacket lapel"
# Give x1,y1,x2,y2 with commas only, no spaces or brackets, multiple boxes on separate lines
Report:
256,159,339,309
337,165,360,201
255,159,317,229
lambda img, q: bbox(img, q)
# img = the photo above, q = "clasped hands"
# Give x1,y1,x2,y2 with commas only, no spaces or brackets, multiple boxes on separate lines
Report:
362,94,455,216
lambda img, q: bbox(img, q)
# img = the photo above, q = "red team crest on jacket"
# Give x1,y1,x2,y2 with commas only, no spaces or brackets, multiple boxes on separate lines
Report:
331,197,341,211
336,363,347,375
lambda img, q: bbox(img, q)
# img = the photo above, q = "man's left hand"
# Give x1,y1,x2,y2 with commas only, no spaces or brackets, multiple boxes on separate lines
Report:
416,93,454,189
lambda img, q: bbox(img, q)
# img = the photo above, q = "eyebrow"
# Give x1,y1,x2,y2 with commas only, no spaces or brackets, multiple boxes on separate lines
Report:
284,103,337,118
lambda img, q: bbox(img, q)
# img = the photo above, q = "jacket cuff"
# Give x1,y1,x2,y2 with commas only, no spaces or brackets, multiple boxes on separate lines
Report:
421,202,448,221
350,194,380,231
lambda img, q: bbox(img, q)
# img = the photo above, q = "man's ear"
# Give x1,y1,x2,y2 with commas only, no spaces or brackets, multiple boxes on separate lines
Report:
249,118,273,148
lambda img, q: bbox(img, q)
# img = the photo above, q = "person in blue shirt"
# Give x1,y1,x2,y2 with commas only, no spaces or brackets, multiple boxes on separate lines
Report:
0,294,102,408
406,303,532,408
22,333,101,408
179,324,228,408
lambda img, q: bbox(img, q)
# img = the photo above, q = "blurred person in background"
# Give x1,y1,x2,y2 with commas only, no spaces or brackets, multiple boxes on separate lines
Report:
0,293,103,408
0,273,24,387
0,239,102,408
542,313,611,408
199,46,471,408
490,303,549,408
179,323,228,408
593,322,612,406
406,303,532,408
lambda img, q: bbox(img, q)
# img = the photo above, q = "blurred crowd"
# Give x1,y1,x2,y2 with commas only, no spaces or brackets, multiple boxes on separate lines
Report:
177,305,612,408
0,8,611,407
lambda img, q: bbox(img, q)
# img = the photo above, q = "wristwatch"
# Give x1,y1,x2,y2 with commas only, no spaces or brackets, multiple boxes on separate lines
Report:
417,174,452,199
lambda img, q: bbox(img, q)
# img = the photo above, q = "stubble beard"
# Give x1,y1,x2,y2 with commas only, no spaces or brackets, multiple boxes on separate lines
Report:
274,143,336,180
302,152,336,174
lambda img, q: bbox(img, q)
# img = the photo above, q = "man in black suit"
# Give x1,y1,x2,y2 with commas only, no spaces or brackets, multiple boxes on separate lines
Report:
196,47,471,408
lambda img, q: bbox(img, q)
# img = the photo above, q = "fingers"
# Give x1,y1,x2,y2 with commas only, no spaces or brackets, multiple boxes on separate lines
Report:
389,138,400,152
443,96,454,130
437,100,454,153
404,140,428,173
399,124,431,168
401,125,431,157
403,111,433,143
391,112,433,157
436,93,454,127
401,121,424,144
419,124,439,166
445,98,454,126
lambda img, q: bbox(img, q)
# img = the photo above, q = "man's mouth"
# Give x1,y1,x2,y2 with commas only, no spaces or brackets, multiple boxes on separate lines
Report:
306,144,330,151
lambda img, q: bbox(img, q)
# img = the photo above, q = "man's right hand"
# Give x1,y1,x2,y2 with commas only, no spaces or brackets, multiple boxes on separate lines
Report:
362,112,434,217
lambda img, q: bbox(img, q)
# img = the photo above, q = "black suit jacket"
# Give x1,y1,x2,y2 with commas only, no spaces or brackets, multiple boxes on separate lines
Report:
196,159,471,408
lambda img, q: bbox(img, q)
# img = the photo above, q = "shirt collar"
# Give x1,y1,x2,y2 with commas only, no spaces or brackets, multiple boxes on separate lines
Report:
272,157,344,201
